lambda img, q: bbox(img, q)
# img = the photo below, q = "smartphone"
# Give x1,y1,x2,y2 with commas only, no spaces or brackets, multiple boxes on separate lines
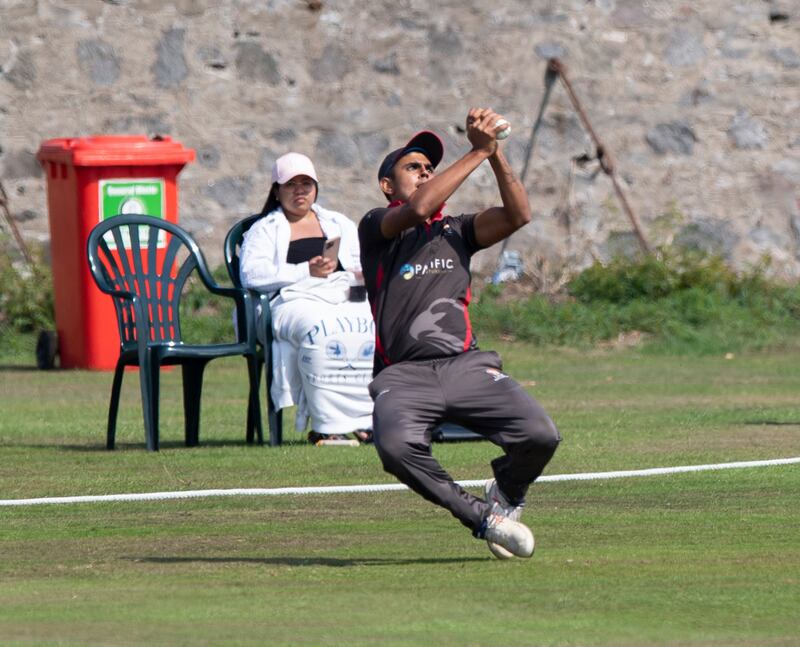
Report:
322,236,340,263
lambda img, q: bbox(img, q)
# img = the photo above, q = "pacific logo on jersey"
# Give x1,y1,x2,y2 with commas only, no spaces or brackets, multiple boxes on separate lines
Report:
400,257,455,280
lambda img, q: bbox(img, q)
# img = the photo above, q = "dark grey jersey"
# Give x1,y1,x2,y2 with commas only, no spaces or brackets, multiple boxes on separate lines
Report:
358,208,485,375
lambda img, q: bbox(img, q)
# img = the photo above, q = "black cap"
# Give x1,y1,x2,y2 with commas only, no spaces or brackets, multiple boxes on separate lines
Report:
377,130,444,181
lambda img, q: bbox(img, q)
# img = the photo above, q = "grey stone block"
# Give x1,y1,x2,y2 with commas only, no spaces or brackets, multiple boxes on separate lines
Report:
4,49,36,91
749,225,782,248
236,125,259,143
258,148,278,175
315,131,359,168
76,39,120,86
721,45,750,60
153,28,189,88
602,231,644,261
537,7,569,24
664,27,706,66
645,121,698,155
612,0,652,28
428,26,463,57
767,2,792,23
791,215,800,250
235,42,280,85
679,81,714,107
310,44,350,82
2,149,43,179
355,132,390,166
727,110,769,150
371,53,400,75
770,47,800,69
270,129,296,144
17,208,40,222
674,218,738,258
103,114,171,134
197,46,228,70
537,113,590,154
772,158,800,184
196,145,220,169
535,42,567,60
203,176,253,210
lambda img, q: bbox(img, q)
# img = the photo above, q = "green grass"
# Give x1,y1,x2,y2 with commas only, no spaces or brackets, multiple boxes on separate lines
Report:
472,287,800,355
1,340,799,646
472,250,800,355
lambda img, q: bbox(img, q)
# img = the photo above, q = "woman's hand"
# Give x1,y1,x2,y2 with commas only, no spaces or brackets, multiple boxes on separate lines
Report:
309,255,336,278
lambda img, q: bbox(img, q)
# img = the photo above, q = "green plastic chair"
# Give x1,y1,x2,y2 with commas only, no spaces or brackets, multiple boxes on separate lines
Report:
87,214,263,451
224,213,283,446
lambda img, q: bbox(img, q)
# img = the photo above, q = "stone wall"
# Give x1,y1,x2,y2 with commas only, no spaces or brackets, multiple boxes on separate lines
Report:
1,0,798,279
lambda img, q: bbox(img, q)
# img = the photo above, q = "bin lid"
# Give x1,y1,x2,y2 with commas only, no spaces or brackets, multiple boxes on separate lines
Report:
37,135,195,167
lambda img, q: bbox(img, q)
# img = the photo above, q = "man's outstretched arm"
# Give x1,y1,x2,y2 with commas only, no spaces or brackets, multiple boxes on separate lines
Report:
473,146,532,248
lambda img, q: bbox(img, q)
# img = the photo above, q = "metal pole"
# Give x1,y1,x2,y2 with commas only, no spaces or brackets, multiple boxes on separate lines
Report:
492,64,559,283
0,180,34,267
548,58,651,254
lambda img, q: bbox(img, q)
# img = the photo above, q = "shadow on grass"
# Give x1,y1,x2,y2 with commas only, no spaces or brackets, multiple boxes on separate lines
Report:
743,420,800,426
6,439,283,452
132,555,488,567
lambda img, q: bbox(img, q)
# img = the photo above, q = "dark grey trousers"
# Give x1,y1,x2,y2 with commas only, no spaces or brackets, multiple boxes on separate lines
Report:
368,350,561,533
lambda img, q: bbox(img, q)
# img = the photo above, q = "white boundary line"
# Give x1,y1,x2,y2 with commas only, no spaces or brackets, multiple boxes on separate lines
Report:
1,456,798,507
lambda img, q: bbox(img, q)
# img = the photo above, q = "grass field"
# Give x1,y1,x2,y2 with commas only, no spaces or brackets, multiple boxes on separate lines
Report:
1,340,799,646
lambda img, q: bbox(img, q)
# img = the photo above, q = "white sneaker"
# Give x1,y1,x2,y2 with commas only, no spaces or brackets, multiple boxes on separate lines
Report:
481,513,535,559
484,479,526,560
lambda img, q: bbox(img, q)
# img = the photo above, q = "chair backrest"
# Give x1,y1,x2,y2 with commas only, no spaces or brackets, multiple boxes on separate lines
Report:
223,213,263,289
87,215,213,349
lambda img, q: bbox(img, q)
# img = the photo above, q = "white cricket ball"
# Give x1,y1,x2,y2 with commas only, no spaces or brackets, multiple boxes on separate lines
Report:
495,118,511,140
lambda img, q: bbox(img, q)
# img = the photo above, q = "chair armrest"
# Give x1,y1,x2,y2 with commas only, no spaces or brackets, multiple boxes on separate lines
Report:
86,270,135,301
238,288,273,351
96,287,136,301
256,291,274,347
227,287,257,347
203,283,244,300
244,289,273,349
191,265,260,348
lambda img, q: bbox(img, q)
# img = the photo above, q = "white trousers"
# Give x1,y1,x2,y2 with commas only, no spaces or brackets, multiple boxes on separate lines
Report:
261,274,375,435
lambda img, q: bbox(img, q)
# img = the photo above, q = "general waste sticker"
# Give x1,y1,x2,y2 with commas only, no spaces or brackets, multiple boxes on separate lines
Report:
99,179,166,249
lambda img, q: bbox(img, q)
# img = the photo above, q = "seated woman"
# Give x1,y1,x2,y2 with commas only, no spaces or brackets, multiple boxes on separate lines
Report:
239,152,374,444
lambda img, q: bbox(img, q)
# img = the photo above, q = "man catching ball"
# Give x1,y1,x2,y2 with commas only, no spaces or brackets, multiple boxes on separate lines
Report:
358,108,561,559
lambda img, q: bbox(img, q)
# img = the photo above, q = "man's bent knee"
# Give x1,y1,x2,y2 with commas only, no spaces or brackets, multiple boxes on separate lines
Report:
500,414,560,463
373,428,418,476
540,415,561,450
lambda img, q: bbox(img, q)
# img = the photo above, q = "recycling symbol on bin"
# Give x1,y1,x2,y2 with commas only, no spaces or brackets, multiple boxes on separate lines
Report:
120,197,148,215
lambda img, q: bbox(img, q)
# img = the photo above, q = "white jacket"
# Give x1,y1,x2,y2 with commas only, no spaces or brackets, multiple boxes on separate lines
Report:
239,203,362,294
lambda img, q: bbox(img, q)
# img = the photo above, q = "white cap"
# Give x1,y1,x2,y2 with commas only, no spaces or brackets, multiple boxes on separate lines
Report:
271,152,318,185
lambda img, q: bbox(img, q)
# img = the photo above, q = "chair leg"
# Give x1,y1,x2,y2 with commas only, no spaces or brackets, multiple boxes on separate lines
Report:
246,355,263,445
107,360,126,450
139,350,160,451
268,403,283,447
265,354,283,447
252,350,264,430
182,361,206,447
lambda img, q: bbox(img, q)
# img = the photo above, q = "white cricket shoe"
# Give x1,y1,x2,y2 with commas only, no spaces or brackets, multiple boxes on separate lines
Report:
484,479,527,560
481,513,535,559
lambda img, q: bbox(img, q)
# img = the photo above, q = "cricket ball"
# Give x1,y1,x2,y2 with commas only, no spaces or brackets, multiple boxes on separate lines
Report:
495,118,511,140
